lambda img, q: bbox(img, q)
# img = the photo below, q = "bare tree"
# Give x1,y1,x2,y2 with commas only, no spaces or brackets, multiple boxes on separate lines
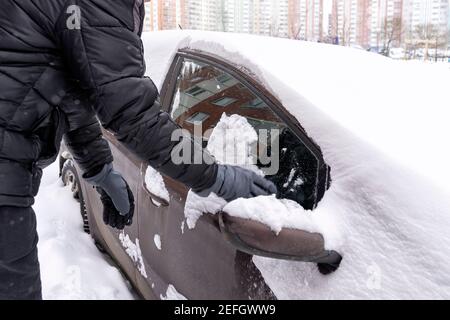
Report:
269,20,281,38
339,17,350,46
379,16,403,57
290,23,304,40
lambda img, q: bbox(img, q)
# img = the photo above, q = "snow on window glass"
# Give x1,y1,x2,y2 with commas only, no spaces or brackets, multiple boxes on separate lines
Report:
207,113,259,169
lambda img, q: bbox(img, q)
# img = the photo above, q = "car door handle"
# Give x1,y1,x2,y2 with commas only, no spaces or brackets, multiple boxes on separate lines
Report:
143,187,170,208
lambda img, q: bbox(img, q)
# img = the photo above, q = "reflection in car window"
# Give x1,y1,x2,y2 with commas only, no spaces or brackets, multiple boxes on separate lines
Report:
170,58,284,139
170,58,320,209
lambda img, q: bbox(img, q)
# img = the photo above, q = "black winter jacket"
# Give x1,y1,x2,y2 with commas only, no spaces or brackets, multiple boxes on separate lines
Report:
0,0,217,207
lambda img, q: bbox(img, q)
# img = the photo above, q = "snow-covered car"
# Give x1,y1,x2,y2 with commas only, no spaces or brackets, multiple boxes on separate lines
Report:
60,31,450,300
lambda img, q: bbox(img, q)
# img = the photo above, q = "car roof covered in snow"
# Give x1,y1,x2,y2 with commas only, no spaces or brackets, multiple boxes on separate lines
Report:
142,30,450,192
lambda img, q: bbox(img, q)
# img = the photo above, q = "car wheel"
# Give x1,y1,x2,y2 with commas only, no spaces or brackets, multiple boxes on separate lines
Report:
61,159,90,234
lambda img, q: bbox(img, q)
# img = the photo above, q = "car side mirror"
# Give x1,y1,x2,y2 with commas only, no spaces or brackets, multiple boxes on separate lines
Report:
218,212,342,275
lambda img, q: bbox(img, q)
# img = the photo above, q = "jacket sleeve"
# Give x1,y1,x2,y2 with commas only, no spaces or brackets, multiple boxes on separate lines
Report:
54,0,217,190
60,88,114,178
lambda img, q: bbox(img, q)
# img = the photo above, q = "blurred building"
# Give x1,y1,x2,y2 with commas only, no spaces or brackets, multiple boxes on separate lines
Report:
330,0,404,48
143,0,184,31
288,0,324,41
182,0,224,31
369,0,404,48
222,0,289,37
403,0,449,35
141,0,449,52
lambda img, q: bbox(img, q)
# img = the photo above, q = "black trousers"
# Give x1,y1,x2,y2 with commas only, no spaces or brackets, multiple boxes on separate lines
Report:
0,206,42,300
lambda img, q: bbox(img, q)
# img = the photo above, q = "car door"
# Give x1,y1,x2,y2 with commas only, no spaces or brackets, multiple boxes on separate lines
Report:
80,131,142,289
135,51,330,300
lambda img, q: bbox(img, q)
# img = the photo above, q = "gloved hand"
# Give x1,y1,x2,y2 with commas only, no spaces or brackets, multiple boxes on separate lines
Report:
85,163,135,230
96,186,134,230
194,165,277,202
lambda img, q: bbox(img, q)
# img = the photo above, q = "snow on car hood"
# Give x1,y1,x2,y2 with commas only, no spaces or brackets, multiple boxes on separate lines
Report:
143,30,450,299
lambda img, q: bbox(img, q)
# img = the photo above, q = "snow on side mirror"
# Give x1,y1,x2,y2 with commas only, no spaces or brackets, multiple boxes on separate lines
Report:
218,212,342,275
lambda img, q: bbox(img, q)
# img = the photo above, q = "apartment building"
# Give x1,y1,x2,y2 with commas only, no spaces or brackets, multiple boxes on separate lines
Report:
403,0,449,34
288,0,324,41
330,0,405,48
368,0,404,48
141,0,449,50
183,0,224,31
143,0,183,31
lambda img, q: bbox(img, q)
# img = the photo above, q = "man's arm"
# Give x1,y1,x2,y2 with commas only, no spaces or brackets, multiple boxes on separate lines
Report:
55,0,217,191
60,89,113,178
60,87,135,229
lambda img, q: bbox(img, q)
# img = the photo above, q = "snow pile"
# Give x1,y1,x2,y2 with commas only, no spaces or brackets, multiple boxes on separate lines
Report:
144,31,450,299
207,113,258,167
160,284,187,300
119,232,147,279
35,163,133,300
144,165,170,203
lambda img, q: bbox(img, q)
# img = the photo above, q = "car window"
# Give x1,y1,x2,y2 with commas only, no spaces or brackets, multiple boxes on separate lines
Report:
169,57,321,209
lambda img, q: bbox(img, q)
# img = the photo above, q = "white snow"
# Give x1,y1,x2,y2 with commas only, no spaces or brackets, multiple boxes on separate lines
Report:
35,163,134,300
224,196,339,244
160,284,187,300
144,165,170,203
184,191,227,229
206,113,258,167
143,30,450,299
119,232,148,279
153,234,162,251
181,220,185,234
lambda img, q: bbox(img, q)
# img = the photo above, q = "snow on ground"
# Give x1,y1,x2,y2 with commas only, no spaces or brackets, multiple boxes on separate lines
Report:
35,163,134,300
144,31,450,299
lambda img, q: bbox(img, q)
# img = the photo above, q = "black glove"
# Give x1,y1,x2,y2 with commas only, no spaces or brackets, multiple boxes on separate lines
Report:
85,163,135,230
194,165,277,202
96,185,135,230
85,163,131,215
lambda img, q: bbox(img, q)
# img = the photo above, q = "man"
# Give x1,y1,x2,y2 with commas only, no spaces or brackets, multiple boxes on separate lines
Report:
0,0,276,300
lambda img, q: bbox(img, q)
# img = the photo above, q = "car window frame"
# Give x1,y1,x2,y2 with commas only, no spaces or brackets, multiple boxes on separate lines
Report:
160,49,330,209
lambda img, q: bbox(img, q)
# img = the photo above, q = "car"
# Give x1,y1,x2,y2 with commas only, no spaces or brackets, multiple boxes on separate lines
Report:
58,32,342,300
59,30,450,300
